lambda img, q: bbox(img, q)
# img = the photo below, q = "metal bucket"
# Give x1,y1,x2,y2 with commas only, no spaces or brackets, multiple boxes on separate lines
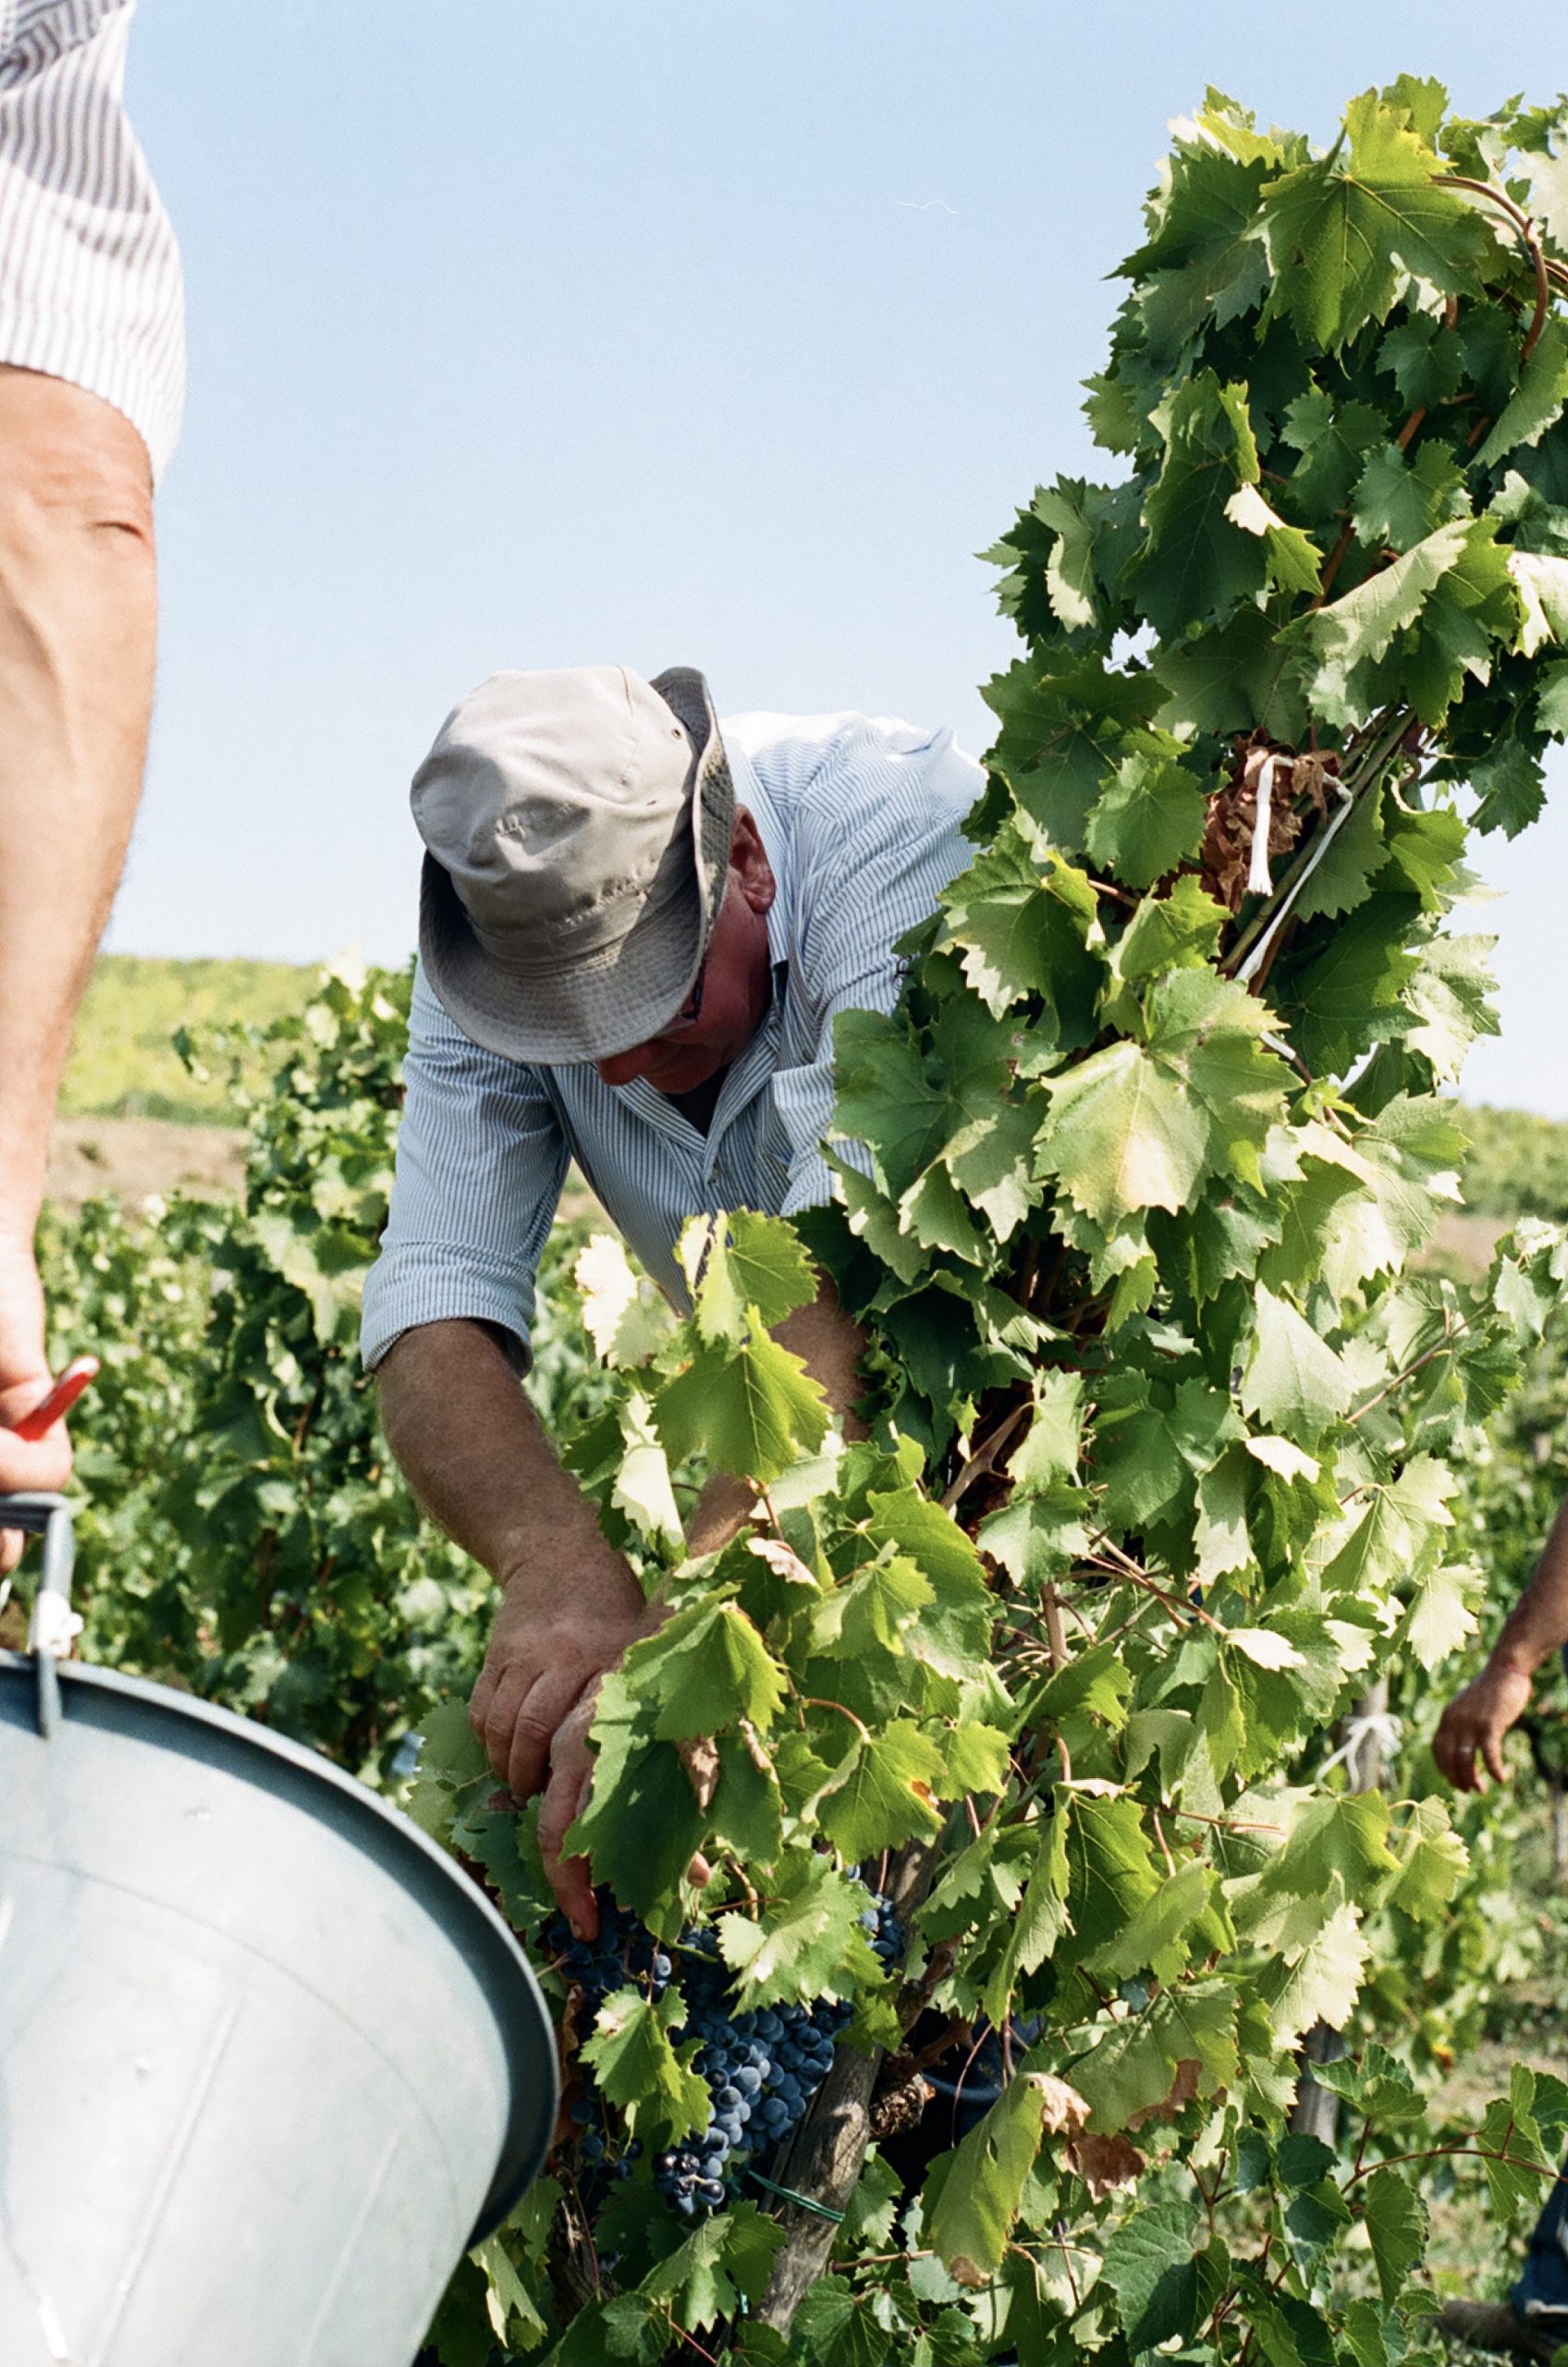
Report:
0,1495,557,2367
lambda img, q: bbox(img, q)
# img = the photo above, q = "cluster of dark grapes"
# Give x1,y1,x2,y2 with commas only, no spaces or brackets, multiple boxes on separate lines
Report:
548,1898,672,2181
546,1887,904,2222
863,1892,904,1971
655,1961,850,2217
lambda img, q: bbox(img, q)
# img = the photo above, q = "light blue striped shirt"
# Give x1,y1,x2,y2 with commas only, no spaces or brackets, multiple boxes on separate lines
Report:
361,710,984,1370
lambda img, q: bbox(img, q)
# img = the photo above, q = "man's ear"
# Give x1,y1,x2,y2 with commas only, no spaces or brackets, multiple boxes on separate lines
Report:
729,807,777,913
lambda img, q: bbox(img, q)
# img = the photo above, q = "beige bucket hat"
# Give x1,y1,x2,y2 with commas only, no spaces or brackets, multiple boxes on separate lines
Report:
411,665,735,1063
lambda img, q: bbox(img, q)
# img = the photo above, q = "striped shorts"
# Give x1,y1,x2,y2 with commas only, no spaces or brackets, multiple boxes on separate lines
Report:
0,0,183,480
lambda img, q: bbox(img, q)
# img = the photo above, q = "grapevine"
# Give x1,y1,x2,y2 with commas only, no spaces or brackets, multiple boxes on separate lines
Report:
545,1896,879,2220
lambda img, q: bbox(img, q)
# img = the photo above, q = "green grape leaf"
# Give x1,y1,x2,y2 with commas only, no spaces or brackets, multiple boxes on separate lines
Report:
1399,1557,1482,1670
1509,547,1568,656
1084,744,1210,889
937,825,1104,1033
1110,875,1228,989
1362,2164,1427,2305
1143,968,1292,1190
1239,1288,1354,1441
925,2069,1087,2285
943,1720,1012,1797
1070,1980,1240,2131
1320,1455,1455,1594
983,651,1162,855
1101,2195,1202,2352
1030,477,1103,632
1476,315,1568,471
1290,517,1476,727
680,1208,818,1343
1133,372,1268,632
817,1717,946,1859
1037,1040,1208,1223
1385,1797,1467,1923
1281,386,1388,514
983,1806,1072,2023
575,1233,676,1367
1259,91,1489,350
808,1549,933,1660
716,1854,874,2008
790,2277,889,2367
568,1674,708,1932
708,1730,785,1867
643,2204,787,2329
1257,1898,1370,2044
1350,439,1464,554
472,2234,549,2352
655,1327,829,1485
624,1599,788,1741
1010,1368,1086,1488
1151,600,1309,741
580,1985,709,2143
1224,478,1324,595
1378,313,1464,409
1085,1857,1226,1984
1063,1794,1161,1959
1467,735,1547,836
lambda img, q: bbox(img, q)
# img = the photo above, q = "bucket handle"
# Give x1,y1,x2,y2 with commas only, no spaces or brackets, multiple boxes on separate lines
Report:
0,1492,78,1738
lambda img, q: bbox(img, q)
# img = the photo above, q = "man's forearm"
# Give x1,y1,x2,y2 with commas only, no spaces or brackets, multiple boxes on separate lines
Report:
1489,1493,1568,1675
375,1317,639,1606
776,1272,870,1441
382,1317,655,1925
685,1270,869,1555
0,371,158,1240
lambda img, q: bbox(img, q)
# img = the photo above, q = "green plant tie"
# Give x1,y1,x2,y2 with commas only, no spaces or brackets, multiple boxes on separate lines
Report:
745,2167,844,2224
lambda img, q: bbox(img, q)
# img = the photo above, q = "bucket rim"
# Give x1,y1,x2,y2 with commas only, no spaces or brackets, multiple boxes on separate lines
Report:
0,1650,557,2239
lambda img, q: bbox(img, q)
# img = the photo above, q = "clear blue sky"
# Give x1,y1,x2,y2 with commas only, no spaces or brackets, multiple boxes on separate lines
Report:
112,0,1568,1113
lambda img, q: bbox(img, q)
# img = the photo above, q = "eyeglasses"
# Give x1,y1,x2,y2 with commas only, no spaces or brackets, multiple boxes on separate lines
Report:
657,948,709,1037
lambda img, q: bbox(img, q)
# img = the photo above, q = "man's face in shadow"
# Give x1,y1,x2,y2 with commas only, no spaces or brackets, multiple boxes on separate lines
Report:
593,809,777,1096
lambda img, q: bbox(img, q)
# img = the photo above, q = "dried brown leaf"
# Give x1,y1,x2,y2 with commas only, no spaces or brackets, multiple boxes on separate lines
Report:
678,1734,721,1810
1063,2129,1145,2198
747,1535,819,1588
1127,2056,1203,2130
1031,2071,1091,2136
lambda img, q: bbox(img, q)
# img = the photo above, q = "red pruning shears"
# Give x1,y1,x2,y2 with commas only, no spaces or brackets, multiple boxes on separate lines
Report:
11,1355,99,1441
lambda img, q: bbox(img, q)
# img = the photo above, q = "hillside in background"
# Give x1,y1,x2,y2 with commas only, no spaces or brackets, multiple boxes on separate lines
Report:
1460,1104,1568,1224
61,954,315,1123
51,955,1568,1228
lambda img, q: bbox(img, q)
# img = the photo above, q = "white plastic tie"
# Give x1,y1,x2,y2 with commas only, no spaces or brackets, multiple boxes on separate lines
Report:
28,1591,82,1661
1247,754,1279,898
1319,1709,1403,1780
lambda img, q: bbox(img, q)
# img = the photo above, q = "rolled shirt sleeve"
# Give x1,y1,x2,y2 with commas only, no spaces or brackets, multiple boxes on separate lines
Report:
360,967,569,1372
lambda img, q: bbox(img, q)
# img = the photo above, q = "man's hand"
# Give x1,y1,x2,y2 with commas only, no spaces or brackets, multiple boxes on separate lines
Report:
1430,1497,1568,1796
469,1568,657,1940
0,1232,71,1571
1432,1659,1535,1792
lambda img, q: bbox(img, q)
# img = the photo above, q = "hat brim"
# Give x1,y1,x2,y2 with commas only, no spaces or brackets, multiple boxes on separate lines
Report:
418,668,736,1065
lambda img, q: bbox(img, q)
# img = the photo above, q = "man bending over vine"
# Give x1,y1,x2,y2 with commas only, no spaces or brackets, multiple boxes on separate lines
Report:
361,665,980,1937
